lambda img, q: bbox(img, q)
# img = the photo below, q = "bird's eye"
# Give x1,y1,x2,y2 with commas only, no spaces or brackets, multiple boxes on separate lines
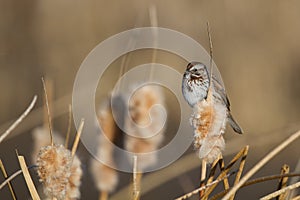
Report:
190,68,197,73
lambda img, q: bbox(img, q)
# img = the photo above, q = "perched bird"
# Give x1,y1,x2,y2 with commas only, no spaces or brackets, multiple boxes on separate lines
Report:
182,61,243,134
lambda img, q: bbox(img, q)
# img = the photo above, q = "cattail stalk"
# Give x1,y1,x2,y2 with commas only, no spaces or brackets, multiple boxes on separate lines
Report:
277,164,290,200
36,79,83,200
133,155,140,200
71,119,84,157
42,77,53,146
0,159,16,200
65,104,72,148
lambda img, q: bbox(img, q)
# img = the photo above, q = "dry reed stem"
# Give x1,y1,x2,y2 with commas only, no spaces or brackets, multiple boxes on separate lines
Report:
111,129,297,200
110,143,246,200
175,171,235,200
202,146,249,199
116,20,139,92
176,147,248,200
203,156,224,200
0,93,71,140
42,78,53,129
206,157,222,185
277,164,290,200
0,169,22,190
244,173,300,187
65,104,72,148
133,155,140,200
229,145,249,200
291,195,300,200
211,173,300,200
219,157,230,191
202,156,231,200
206,21,214,81
71,119,84,157
42,77,53,146
0,95,37,144
0,159,16,199
260,181,300,200
199,159,207,198
222,130,300,200
289,158,300,199
18,155,41,200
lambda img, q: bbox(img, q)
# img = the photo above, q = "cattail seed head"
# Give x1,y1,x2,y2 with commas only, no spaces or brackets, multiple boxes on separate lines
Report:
125,85,165,170
36,144,72,200
192,95,227,164
90,99,120,193
90,159,118,193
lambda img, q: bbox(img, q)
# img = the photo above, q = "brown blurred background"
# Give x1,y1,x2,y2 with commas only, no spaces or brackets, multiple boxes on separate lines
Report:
0,0,300,199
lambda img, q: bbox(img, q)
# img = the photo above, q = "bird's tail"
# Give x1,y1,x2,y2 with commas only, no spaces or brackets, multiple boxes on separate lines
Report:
228,112,243,134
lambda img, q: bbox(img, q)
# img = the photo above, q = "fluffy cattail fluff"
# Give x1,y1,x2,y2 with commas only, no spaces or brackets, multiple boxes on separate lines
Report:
36,144,73,200
90,99,120,193
191,92,227,164
32,127,64,163
66,155,82,200
125,85,165,170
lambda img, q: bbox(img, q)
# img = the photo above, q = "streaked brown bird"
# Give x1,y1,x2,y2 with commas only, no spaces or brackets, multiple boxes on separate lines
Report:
182,61,243,134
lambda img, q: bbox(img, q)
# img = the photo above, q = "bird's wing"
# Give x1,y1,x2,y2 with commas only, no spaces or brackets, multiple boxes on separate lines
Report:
212,75,231,111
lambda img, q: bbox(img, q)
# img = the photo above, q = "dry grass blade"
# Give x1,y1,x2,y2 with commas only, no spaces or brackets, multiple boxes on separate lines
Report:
42,77,54,146
175,171,236,200
71,119,84,157
222,130,300,200
277,164,290,200
260,181,300,200
0,159,16,199
17,155,40,200
0,95,37,144
65,104,72,148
